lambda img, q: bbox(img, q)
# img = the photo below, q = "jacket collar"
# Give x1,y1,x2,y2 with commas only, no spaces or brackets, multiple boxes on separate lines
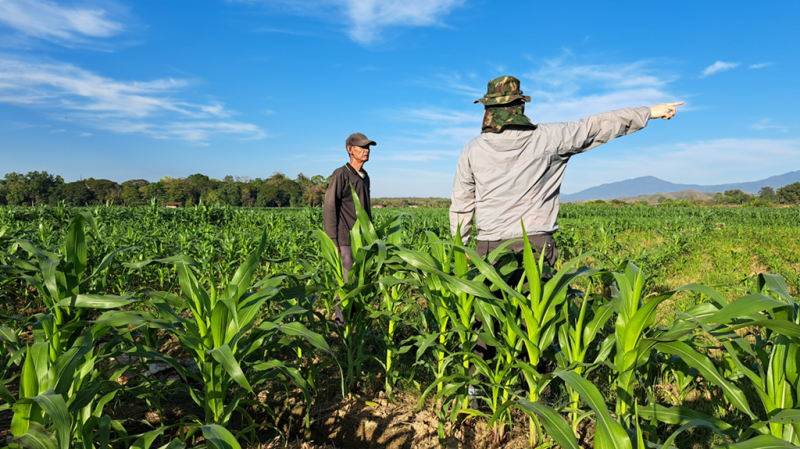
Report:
345,163,368,177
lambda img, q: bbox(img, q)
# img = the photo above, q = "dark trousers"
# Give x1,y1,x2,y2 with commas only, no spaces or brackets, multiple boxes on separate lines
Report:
334,246,354,327
471,234,558,374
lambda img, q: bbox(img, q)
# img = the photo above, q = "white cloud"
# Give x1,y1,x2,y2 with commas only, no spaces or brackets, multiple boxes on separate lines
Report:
749,62,774,69
237,0,465,44
0,0,124,45
79,132,92,137
752,118,789,132
564,138,800,193
0,56,266,143
520,58,678,122
702,61,740,77
386,107,478,124
415,72,485,98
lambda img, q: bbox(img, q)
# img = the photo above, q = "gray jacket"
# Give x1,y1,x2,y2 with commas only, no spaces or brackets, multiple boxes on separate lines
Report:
450,107,651,243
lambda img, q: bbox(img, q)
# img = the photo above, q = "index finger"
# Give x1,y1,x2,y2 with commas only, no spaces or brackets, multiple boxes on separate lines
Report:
666,101,684,106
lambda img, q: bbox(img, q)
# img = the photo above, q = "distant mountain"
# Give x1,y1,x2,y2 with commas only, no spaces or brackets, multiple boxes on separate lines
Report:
562,171,800,202
613,189,717,204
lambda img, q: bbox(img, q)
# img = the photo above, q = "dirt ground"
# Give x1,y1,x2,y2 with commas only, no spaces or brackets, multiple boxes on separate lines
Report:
256,393,533,449
0,390,535,449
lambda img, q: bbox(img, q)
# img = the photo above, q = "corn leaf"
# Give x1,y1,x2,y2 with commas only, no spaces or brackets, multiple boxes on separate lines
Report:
200,424,242,449
208,344,252,393
656,341,755,418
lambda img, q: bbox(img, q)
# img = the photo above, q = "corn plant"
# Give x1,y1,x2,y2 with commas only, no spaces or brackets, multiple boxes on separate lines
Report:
510,369,792,449
119,229,332,432
676,274,800,444
401,241,496,442
3,213,139,448
475,230,599,444
8,329,127,449
556,282,615,427
609,262,697,422
314,187,415,398
0,323,22,398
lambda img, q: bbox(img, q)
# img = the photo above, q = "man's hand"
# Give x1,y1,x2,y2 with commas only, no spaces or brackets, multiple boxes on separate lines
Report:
649,102,684,120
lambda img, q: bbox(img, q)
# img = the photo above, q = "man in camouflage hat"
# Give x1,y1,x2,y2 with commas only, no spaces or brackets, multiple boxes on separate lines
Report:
451,75,683,259
450,75,682,375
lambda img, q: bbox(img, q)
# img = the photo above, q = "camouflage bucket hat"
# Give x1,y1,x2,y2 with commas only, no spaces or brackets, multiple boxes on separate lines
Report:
474,76,532,106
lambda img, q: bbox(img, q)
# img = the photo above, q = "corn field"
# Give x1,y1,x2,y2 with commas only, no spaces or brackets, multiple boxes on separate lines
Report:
1,201,800,449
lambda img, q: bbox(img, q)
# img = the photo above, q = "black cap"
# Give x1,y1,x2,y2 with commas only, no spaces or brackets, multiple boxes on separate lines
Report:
346,132,376,148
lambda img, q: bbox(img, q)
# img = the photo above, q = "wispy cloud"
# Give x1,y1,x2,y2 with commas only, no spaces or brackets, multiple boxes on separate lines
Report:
385,107,478,124
521,57,678,122
0,0,125,46
702,61,740,77
752,118,789,132
253,26,320,37
749,62,774,69
0,56,266,143
236,0,466,44
565,138,800,193
79,132,92,137
412,72,484,98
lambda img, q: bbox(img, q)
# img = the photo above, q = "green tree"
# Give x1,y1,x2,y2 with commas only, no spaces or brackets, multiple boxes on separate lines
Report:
311,174,326,186
0,171,63,206
142,182,167,203
722,189,752,205
121,180,149,206
758,186,778,202
241,187,256,207
303,184,326,207
53,181,95,206
217,180,241,206
257,172,300,207
161,177,197,204
84,178,121,204
777,182,800,204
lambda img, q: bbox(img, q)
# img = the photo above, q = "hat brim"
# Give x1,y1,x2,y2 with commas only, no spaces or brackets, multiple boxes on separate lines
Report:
350,139,377,147
474,94,531,106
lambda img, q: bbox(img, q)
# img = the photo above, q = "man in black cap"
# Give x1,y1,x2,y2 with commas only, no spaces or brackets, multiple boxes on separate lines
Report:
323,132,376,325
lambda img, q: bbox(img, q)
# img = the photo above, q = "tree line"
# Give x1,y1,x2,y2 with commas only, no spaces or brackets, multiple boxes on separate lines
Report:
0,171,329,207
586,184,800,207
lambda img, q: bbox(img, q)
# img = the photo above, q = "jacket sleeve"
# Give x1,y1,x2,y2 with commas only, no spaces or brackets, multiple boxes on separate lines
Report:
546,107,651,157
323,172,341,246
449,144,475,245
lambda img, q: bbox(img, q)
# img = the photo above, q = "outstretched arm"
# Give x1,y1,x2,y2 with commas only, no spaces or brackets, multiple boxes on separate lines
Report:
449,146,475,245
548,101,683,157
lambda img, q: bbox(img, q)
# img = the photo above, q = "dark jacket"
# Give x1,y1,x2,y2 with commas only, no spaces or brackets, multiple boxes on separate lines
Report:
323,163,372,246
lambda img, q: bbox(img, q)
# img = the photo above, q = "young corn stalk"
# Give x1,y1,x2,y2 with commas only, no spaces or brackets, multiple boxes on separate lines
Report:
610,262,685,423
4,213,138,448
556,282,615,427
676,274,800,444
314,187,404,397
121,229,332,430
468,223,598,445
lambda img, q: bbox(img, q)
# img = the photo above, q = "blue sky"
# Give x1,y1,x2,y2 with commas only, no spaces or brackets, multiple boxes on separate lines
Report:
1,0,798,197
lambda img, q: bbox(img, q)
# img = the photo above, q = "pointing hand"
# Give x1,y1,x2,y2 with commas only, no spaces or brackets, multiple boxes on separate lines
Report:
649,102,684,120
